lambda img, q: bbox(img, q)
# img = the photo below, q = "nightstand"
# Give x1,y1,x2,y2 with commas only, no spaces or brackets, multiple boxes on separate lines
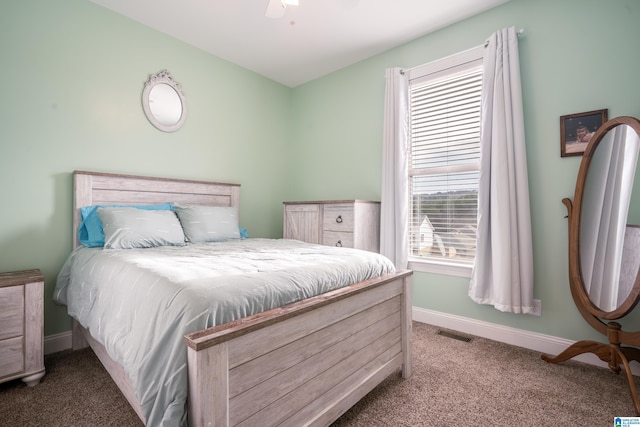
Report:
0,269,45,386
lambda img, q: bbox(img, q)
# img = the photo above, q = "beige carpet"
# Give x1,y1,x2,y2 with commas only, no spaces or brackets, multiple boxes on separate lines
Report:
1,322,638,426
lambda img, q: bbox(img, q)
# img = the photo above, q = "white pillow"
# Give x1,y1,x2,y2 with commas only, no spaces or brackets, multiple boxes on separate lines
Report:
174,204,241,243
97,207,186,249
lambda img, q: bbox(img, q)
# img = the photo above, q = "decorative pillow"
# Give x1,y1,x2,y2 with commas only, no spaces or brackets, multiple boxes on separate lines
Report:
78,203,173,247
97,207,185,249
174,204,241,243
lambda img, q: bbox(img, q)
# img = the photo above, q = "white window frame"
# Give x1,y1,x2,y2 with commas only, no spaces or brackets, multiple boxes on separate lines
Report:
406,46,484,278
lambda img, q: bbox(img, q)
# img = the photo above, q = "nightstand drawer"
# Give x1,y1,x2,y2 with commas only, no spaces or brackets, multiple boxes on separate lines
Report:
323,204,354,232
0,336,24,378
0,286,24,340
323,231,354,248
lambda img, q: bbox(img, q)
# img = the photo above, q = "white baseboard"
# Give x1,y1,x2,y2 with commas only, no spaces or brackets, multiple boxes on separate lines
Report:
412,306,640,377
44,331,72,355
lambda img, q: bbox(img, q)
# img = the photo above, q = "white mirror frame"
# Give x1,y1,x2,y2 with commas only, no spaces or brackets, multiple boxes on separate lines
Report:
142,70,187,132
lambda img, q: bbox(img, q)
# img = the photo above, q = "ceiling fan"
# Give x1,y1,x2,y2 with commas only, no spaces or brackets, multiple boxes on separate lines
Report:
265,0,360,19
265,0,298,19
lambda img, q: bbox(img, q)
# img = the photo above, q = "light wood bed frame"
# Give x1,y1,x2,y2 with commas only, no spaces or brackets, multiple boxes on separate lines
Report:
69,170,413,427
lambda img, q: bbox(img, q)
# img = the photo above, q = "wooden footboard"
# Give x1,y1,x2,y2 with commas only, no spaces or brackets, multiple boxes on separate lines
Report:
184,270,412,427
72,270,412,427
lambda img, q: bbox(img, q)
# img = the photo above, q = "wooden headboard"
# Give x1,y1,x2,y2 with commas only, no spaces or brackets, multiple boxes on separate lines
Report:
72,170,241,248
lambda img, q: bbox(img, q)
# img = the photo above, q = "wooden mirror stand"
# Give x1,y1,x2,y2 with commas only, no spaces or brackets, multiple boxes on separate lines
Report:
541,116,640,414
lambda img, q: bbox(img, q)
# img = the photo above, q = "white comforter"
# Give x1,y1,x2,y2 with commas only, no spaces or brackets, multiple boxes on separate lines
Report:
53,238,395,426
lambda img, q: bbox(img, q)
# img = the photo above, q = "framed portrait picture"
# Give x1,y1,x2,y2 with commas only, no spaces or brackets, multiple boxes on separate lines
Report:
560,109,608,157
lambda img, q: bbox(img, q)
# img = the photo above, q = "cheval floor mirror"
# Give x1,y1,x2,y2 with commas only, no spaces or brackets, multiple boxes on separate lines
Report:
542,116,640,414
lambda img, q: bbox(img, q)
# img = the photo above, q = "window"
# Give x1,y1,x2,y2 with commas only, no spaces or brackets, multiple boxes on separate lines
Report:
407,46,483,276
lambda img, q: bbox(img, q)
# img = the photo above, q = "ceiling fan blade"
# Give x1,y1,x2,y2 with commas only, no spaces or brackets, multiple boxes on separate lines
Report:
265,0,286,19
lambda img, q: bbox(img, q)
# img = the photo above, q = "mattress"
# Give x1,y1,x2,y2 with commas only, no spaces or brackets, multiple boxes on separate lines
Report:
53,238,395,426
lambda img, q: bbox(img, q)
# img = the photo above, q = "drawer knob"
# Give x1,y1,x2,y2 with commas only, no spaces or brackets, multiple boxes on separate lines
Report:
336,240,343,247
336,215,343,224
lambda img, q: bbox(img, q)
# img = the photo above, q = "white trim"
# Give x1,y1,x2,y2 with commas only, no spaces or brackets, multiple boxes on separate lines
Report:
44,331,72,355
408,258,472,278
407,45,483,83
412,306,640,376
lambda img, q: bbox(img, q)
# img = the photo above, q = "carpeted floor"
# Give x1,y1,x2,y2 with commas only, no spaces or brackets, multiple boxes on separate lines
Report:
1,322,637,426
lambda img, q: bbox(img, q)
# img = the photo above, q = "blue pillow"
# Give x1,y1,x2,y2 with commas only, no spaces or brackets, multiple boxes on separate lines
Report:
239,227,249,238
78,203,174,247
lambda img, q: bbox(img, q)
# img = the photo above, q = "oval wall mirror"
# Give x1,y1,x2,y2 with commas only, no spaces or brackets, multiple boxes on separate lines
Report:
542,116,640,414
142,70,187,132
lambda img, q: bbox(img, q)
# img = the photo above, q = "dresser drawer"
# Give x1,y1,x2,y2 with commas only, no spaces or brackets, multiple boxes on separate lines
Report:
322,231,354,248
0,336,24,378
0,286,24,341
323,204,354,232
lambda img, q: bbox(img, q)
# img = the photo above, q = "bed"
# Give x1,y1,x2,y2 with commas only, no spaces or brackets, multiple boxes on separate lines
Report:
54,170,413,427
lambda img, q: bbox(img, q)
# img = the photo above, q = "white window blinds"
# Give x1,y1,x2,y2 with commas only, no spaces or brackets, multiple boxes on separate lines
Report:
408,49,483,267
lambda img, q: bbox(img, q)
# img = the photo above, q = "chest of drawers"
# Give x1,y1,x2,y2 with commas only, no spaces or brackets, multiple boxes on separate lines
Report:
283,200,380,253
0,269,45,386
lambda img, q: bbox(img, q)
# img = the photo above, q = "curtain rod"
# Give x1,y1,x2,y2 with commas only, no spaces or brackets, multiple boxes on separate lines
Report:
398,27,525,76
484,27,525,47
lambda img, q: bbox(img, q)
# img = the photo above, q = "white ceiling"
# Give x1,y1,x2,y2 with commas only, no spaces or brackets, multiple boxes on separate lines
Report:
91,0,510,87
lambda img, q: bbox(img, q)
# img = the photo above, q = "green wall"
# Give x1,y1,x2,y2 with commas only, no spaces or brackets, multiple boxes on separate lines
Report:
1,0,291,335
2,0,640,344
289,0,640,343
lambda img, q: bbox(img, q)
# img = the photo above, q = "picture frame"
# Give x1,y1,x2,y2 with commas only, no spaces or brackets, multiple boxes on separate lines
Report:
560,109,608,157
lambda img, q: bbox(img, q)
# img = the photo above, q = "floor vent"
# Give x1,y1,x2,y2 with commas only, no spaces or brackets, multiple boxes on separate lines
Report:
436,329,473,343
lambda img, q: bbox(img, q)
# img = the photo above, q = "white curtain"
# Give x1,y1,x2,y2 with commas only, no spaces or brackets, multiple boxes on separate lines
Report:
468,27,535,313
380,68,409,269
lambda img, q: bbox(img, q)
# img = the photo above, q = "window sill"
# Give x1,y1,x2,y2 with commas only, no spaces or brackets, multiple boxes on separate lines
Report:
407,257,472,278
